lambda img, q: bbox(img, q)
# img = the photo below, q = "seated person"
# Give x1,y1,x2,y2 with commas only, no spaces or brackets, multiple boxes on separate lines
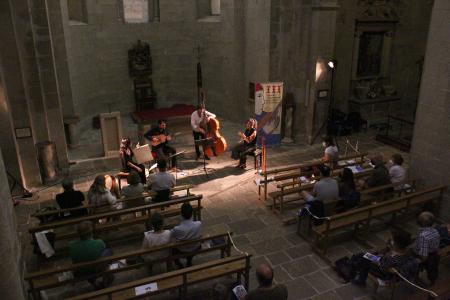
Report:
231,118,257,169
413,212,441,285
87,175,117,213
121,171,145,208
56,177,87,217
171,203,202,268
359,154,391,189
303,165,339,203
69,221,113,288
389,153,406,190
119,137,146,184
148,159,176,202
142,213,171,271
144,119,178,170
335,168,360,212
351,229,418,286
321,136,339,169
245,263,288,300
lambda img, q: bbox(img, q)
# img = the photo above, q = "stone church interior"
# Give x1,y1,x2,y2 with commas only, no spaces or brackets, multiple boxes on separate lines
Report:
1,0,449,299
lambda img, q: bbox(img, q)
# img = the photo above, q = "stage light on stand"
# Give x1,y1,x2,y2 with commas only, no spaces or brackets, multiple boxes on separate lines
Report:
327,60,336,69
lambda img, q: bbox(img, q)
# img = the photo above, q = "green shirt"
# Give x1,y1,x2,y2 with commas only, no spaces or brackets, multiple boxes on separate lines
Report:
69,239,105,276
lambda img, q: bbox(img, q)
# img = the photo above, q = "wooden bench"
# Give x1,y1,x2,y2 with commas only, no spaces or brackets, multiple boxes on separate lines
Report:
298,186,446,255
29,195,203,249
32,185,195,223
66,254,252,300
258,152,368,200
25,232,233,300
269,168,374,213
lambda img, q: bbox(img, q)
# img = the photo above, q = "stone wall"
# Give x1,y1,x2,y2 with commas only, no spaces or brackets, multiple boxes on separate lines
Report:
0,149,26,300
333,0,433,115
63,0,266,134
410,0,450,221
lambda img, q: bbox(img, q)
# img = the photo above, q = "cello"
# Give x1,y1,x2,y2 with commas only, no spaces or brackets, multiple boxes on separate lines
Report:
199,94,227,157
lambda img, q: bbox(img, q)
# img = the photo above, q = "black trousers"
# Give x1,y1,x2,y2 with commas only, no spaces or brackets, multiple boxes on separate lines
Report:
154,144,177,167
231,143,256,165
422,252,440,282
193,130,206,157
172,245,201,268
123,163,146,184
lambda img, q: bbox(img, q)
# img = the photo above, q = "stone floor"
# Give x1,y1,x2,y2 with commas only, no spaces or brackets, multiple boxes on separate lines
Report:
15,118,450,299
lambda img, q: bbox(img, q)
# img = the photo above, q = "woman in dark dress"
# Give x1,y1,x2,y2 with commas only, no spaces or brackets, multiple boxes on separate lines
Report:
119,138,146,184
231,118,258,168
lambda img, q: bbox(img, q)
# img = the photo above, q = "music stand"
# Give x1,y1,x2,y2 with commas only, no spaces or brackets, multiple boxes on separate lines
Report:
168,150,186,182
194,138,215,176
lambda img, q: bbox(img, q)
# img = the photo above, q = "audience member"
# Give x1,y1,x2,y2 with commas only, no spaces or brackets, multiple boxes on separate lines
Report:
69,221,113,288
389,154,406,189
245,263,288,300
321,136,339,168
87,175,117,213
414,212,441,285
121,171,145,208
148,159,176,202
56,177,87,217
360,154,391,188
336,168,360,212
303,165,339,203
171,203,202,268
351,229,417,286
142,213,171,260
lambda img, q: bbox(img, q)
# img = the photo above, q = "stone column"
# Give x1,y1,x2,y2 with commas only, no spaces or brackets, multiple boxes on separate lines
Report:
0,148,26,300
409,0,450,220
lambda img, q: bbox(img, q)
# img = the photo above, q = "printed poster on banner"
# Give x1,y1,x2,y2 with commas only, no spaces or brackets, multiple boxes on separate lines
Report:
254,82,284,146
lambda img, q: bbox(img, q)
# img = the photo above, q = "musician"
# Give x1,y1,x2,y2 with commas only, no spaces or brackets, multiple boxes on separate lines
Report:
144,119,178,170
231,118,258,168
119,137,146,184
190,104,216,160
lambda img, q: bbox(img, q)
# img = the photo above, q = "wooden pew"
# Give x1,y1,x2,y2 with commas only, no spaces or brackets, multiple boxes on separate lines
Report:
32,185,195,222
29,195,203,248
25,232,233,300
270,167,374,213
65,254,252,300
258,152,368,201
298,186,446,255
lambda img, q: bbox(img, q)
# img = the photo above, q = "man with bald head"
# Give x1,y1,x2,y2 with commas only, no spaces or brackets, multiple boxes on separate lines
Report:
245,263,288,300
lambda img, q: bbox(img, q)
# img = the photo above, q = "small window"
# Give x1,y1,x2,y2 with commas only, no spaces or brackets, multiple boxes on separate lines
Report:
67,0,88,24
211,0,220,16
197,0,221,21
120,0,160,23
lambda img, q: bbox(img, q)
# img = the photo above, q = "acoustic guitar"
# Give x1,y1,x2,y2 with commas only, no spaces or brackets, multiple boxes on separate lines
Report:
150,132,181,147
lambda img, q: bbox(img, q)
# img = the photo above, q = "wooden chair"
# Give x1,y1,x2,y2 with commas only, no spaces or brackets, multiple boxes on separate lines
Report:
116,172,130,191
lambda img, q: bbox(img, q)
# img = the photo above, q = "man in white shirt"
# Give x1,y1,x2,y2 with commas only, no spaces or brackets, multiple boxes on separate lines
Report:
190,104,216,160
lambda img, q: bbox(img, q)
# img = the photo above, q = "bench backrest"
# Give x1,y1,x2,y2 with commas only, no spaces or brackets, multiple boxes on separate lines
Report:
66,254,251,300
25,232,233,290
32,185,195,219
262,152,367,176
319,186,445,232
29,194,202,234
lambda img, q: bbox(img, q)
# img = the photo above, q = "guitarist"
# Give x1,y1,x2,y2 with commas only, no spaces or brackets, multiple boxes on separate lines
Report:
144,119,178,170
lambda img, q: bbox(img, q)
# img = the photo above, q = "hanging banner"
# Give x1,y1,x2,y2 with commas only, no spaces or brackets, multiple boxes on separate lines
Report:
255,82,284,146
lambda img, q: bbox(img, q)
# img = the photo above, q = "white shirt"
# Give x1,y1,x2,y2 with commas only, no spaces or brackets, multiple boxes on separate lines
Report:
324,146,339,165
142,230,171,259
389,165,406,184
190,110,216,132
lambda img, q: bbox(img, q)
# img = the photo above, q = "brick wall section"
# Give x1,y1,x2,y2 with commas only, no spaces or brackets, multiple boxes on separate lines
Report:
410,0,450,221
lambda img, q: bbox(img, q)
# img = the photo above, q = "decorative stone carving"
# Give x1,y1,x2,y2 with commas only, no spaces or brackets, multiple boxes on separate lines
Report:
128,40,152,77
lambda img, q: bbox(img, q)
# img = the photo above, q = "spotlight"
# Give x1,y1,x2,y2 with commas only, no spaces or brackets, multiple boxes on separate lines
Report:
327,60,336,69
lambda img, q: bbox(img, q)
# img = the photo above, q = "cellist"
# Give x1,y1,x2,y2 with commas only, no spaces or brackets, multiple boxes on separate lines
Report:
190,104,216,160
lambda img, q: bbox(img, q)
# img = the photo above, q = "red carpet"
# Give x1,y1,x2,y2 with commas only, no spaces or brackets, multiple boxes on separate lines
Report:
132,104,196,124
